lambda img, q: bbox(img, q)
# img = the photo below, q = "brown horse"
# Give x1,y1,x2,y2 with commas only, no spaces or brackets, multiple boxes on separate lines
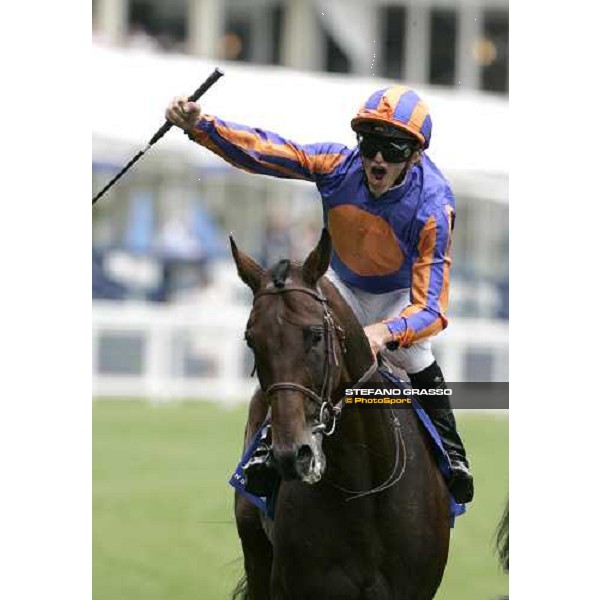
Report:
231,229,451,600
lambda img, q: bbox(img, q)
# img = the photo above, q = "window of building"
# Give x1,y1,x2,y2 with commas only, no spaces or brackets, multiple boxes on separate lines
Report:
429,9,457,86
222,13,252,62
381,5,406,80
127,0,187,52
481,9,509,93
325,28,350,74
221,2,283,66
270,3,284,65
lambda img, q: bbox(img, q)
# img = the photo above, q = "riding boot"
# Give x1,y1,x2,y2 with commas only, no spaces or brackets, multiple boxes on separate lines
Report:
244,447,279,497
242,424,279,497
409,361,474,504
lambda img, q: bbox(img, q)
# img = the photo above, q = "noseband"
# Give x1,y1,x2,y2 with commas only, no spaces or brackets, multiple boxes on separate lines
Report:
252,284,378,436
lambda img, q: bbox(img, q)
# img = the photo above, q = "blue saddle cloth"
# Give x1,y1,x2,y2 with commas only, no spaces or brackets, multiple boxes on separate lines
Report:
229,369,466,526
378,369,466,525
229,421,277,518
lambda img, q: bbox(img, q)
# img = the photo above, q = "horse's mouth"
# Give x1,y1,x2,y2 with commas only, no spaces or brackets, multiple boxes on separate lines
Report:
299,434,326,484
275,435,326,484
301,451,325,484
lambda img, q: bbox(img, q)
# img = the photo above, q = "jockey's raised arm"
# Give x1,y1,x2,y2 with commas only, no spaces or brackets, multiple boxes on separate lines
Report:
166,96,352,182
187,115,353,182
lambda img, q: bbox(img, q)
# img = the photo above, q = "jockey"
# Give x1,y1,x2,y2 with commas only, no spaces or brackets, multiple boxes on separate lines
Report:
166,85,474,504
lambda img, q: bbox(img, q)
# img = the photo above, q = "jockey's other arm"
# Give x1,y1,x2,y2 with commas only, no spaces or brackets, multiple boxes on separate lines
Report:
366,204,452,359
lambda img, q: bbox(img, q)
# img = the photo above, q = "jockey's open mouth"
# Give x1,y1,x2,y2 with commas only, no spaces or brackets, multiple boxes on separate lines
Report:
363,157,408,195
370,165,388,181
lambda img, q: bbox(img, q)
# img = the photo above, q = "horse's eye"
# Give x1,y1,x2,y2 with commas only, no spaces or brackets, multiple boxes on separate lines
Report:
303,326,323,352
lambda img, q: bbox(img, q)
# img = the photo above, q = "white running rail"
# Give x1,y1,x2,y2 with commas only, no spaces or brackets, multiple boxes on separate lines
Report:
92,301,508,403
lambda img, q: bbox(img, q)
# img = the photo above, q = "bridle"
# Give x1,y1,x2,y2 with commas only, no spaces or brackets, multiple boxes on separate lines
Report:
251,284,378,436
250,282,405,499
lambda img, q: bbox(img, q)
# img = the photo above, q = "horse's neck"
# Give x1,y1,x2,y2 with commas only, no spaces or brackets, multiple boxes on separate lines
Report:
319,278,398,481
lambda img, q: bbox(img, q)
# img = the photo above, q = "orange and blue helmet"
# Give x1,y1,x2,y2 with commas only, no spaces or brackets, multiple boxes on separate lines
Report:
351,85,433,149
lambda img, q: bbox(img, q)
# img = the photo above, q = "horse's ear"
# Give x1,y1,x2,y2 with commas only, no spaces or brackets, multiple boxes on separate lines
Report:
230,236,265,293
302,229,332,287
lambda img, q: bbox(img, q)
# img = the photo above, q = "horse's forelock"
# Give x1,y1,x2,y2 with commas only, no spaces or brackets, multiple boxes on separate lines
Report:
270,259,292,289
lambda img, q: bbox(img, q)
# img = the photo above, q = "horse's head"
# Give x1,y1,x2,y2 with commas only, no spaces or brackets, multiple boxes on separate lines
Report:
231,229,344,484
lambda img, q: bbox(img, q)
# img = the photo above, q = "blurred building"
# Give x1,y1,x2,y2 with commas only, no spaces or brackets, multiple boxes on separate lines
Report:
93,0,508,94
92,0,509,393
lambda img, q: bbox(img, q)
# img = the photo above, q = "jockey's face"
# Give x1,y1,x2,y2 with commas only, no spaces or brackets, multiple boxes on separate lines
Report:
357,133,417,198
361,152,407,198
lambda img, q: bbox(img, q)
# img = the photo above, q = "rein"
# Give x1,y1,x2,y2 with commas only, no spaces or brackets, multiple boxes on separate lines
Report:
253,285,377,436
325,412,407,501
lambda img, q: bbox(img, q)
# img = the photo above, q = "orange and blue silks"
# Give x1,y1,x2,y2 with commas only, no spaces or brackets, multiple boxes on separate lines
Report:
187,116,456,346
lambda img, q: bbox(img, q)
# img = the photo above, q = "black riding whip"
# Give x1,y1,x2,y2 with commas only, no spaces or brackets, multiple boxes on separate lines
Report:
92,67,224,206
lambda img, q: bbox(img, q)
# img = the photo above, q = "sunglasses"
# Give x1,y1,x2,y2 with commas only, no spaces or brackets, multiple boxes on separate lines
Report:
358,135,416,163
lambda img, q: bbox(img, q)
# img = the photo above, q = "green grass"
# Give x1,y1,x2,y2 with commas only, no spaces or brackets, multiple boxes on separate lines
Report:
93,401,508,600
436,413,509,600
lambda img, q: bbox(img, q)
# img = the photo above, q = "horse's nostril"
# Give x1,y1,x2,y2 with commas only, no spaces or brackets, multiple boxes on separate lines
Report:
274,450,299,480
274,445,314,480
297,444,313,472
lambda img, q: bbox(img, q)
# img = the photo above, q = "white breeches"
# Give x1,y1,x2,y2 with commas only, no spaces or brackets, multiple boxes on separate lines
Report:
325,269,435,375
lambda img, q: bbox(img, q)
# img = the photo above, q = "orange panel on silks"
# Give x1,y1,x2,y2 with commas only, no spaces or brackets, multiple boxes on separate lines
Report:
327,205,405,276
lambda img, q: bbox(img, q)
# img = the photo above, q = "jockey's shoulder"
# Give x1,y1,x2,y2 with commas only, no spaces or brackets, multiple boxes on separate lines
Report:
414,188,455,231
419,156,455,209
420,155,451,189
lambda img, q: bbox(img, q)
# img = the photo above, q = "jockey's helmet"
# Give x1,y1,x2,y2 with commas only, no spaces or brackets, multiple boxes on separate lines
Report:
351,85,432,149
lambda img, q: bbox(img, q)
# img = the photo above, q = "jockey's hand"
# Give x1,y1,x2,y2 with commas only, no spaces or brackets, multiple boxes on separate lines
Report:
363,323,394,359
165,96,202,132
